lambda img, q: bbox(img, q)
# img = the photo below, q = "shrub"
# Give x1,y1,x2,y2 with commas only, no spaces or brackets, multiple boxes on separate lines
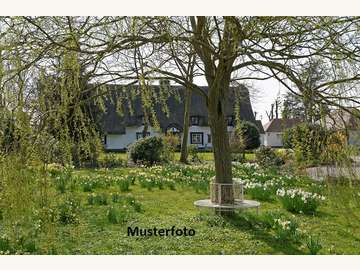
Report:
188,145,202,163
58,197,80,225
129,136,165,165
320,131,352,165
240,121,261,150
99,153,125,168
255,146,284,167
282,123,329,166
306,235,323,255
276,188,325,214
162,134,180,161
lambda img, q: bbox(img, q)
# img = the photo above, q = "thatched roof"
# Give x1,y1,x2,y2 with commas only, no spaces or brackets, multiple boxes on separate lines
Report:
264,118,302,132
99,84,257,134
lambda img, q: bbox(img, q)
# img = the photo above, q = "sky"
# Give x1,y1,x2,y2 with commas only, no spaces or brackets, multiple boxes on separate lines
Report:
193,76,287,126
250,78,287,125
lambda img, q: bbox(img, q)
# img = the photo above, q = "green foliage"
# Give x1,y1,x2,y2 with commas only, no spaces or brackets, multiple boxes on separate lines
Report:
255,146,284,167
276,188,325,214
272,217,301,242
188,145,202,163
107,206,127,224
245,183,274,201
53,165,74,194
129,136,165,165
99,153,126,168
306,235,323,255
231,153,246,163
87,193,108,206
58,197,81,225
118,178,131,192
282,123,329,166
239,121,261,150
162,134,180,161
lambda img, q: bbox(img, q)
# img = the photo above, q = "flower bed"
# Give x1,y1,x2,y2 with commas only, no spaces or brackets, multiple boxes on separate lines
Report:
276,188,325,214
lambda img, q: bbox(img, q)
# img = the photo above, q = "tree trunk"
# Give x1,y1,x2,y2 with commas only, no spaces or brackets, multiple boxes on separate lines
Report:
208,84,234,205
180,86,192,163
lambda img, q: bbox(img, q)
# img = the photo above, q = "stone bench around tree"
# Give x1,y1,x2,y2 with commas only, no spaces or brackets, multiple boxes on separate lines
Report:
194,178,260,213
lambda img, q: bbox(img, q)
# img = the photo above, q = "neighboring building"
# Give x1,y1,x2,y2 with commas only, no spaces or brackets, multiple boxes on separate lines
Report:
263,118,302,148
324,109,360,146
99,84,258,151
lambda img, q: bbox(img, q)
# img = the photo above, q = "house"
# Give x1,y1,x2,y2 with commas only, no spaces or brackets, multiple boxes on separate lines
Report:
324,109,360,146
263,118,302,148
99,84,259,151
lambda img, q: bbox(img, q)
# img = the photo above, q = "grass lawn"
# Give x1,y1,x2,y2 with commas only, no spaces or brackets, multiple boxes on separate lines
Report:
18,163,360,255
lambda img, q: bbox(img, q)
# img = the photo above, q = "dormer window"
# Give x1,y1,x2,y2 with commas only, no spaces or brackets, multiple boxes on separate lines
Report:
227,115,235,126
191,116,200,126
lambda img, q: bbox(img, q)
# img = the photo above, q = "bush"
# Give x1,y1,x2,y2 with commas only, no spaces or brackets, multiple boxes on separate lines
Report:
282,123,330,166
162,134,180,161
255,146,284,167
276,188,325,214
320,131,352,165
229,121,260,153
99,153,126,168
128,136,165,165
240,121,261,150
188,145,202,163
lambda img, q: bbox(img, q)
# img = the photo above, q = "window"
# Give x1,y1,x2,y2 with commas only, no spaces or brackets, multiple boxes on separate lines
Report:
276,133,282,139
190,116,200,126
190,132,203,145
136,132,150,140
227,115,234,126
207,134,212,143
104,135,107,145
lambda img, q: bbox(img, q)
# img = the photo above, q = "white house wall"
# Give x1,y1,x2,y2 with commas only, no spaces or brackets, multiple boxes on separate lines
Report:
264,132,283,147
186,126,212,148
105,126,160,150
105,125,254,150
259,134,265,146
